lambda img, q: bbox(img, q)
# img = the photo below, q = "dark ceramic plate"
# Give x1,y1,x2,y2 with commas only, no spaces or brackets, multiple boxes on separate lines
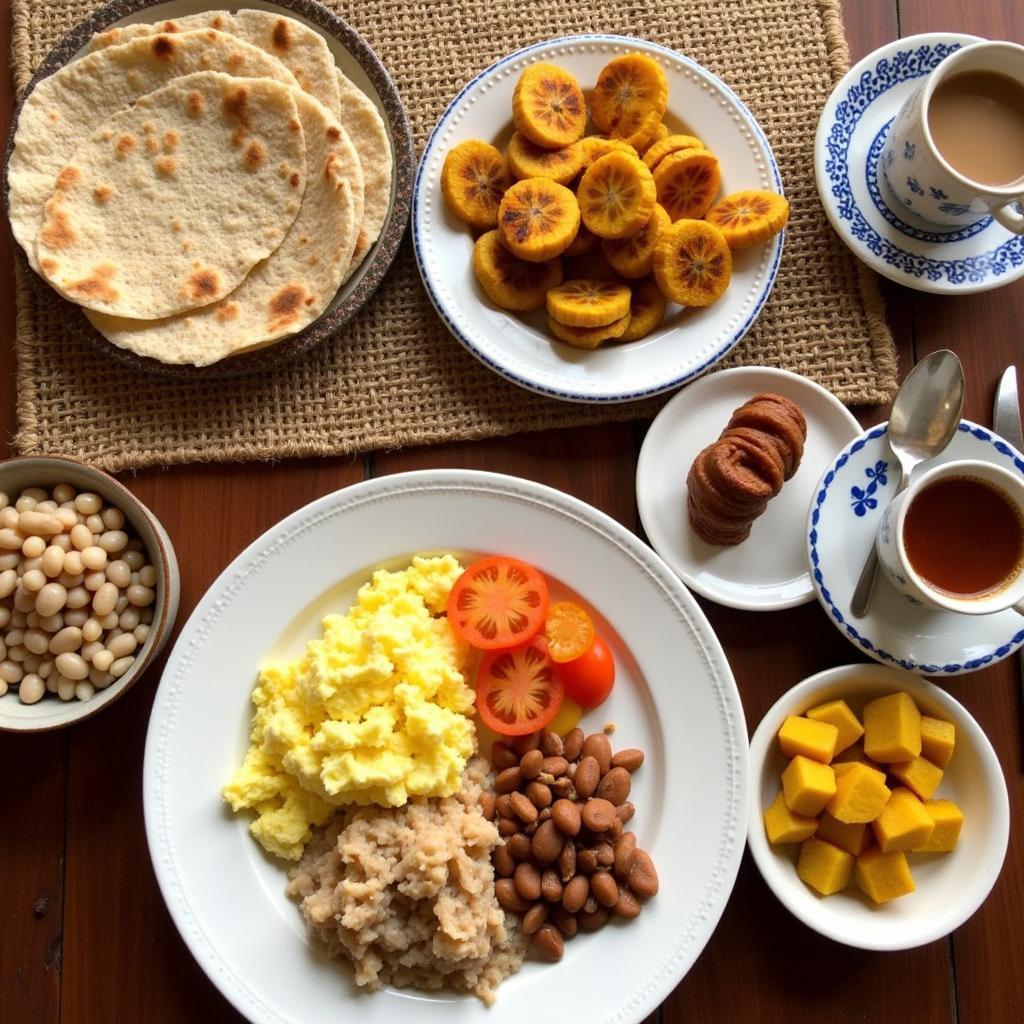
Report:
3,0,413,379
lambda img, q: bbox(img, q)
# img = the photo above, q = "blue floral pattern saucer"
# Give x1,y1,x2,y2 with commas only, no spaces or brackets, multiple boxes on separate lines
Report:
806,420,1024,675
814,33,1024,295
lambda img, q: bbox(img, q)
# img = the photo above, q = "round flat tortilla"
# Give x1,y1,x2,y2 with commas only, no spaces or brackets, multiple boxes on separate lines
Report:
8,29,298,272
87,90,362,365
335,69,392,278
37,72,306,320
91,9,342,121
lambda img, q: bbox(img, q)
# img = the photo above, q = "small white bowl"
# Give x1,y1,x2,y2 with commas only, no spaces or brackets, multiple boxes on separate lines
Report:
0,456,180,731
747,663,1009,950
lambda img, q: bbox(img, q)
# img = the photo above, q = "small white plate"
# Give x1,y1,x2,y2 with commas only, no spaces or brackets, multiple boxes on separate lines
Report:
636,367,860,611
747,664,1009,951
807,420,1024,674
814,33,1024,295
413,34,784,403
144,470,747,1024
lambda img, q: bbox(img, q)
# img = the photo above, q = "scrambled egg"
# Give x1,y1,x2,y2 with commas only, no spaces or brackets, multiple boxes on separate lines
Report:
222,555,475,860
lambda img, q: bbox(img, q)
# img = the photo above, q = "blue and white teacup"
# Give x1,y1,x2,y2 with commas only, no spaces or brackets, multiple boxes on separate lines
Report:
881,40,1024,231
876,460,1024,615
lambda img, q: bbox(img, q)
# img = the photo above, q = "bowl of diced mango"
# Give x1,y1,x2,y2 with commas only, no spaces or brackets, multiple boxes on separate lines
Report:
747,663,1009,950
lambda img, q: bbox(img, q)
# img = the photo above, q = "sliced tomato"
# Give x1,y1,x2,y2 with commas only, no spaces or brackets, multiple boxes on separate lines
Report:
447,556,549,650
545,601,595,663
475,636,564,736
555,635,615,709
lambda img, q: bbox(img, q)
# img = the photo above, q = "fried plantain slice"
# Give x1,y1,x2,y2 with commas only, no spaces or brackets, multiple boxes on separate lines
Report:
507,133,585,185
642,133,705,171
512,63,587,149
441,139,511,228
705,190,790,248
498,177,581,261
577,151,657,239
591,52,668,141
652,219,732,307
548,312,631,349
602,203,670,278
546,278,632,326
619,277,667,341
653,149,722,221
473,229,563,311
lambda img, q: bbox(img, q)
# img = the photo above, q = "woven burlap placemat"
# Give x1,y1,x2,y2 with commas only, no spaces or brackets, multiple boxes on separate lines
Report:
10,0,896,471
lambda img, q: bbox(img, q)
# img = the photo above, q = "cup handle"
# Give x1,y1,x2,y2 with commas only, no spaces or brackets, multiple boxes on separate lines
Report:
1013,598,1024,616
991,200,1024,234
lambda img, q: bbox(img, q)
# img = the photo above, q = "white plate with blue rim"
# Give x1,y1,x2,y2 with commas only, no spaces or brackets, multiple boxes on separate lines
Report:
807,419,1024,675
413,34,784,403
815,32,1024,295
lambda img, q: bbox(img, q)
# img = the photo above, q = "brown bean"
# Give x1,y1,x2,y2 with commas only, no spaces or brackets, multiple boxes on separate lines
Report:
520,748,544,780
494,767,522,793
551,776,574,798
513,732,541,756
595,842,615,867
479,792,496,820
540,730,564,757
522,903,549,935
611,747,645,772
537,807,552,823
578,906,610,932
615,801,636,825
495,794,514,819
524,820,539,836
558,839,576,881
563,727,585,761
541,869,564,902
493,844,515,877
495,878,531,912
582,798,617,833
550,798,582,836
498,817,519,836
492,741,518,770
627,848,659,898
508,833,532,860
526,781,552,809
531,819,563,862
582,733,612,772
591,871,620,908
561,874,589,913
510,791,538,824
609,818,623,839
514,862,542,902
552,906,578,937
597,766,632,805
576,848,598,874
614,889,642,919
614,832,637,880
574,756,601,798
541,755,569,777
531,923,564,962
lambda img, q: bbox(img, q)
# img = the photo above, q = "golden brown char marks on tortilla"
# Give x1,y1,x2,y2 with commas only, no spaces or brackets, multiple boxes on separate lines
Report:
115,133,136,157
186,91,204,118
155,156,177,177
39,205,76,250
268,283,312,331
290,171,300,188
163,130,180,152
289,118,301,134
48,111,59,123
227,52,246,71
185,267,220,300
145,135,160,154
210,16,224,30
326,126,341,141
39,258,57,274
244,140,266,170
222,85,251,126
151,35,175,60
55,166,80,190
93,185,113,204
216,301,239,323
271,19,292,52
68,263,118,303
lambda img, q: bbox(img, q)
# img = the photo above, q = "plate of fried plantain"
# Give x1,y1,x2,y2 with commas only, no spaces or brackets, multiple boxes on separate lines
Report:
413,35,787,403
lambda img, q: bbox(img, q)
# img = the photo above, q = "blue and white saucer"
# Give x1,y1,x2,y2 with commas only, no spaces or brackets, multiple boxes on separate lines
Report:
815,33,1024,295
807,420,1024,675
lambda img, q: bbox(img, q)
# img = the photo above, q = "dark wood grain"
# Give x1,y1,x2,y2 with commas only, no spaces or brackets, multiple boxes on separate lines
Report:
2,0,1022,1022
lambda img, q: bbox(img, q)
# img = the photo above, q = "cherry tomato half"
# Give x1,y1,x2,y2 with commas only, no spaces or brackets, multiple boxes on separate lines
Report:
545,601,595,663
447,556,549,650
475,636,564,736
555,635,615,709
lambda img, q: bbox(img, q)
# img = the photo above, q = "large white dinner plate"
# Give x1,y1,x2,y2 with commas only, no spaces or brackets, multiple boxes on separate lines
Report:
144,470,747,1024
413,35,784,403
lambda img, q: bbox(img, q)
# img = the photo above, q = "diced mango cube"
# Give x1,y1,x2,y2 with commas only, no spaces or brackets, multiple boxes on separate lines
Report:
920,716,956,768
872,786,934,852
915,799,965,853
855,846,916,903
797,837,854,895
807,699,864,755
763,791,818,844
863,691,922,763
781,755,837,816
816,810,872,856
778,714,839,763
827,761,891,823
889,755,943,801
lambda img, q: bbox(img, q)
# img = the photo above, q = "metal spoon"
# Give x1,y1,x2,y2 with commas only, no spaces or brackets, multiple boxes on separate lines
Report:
849,350,965,617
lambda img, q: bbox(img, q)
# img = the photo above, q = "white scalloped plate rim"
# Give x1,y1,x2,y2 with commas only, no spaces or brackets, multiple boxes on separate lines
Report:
143,469,748,1024
412,34,784,403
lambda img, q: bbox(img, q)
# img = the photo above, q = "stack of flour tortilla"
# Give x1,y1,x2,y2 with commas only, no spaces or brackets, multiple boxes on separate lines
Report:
7,8,392,366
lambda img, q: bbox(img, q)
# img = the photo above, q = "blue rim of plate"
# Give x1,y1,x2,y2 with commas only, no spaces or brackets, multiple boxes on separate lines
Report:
412,33,784,404
818,33,1024,290
808,420,1024,674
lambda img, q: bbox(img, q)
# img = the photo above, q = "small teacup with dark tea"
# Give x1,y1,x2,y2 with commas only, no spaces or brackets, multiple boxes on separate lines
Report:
875,459,1024,614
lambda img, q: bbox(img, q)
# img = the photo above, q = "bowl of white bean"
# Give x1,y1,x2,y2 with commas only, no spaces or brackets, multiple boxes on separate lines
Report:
0,455,179,731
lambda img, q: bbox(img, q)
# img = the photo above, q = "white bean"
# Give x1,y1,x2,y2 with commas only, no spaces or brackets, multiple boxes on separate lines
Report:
23,653,41,675
7,645,27,663
107,627,123,641
18,673,44,704
139,565,157,587
22,556,43,574
49,626,82,654
84,571,107,592
82,618,103,643
41,545,65,578
123,550,144,571
17,511,63,536
37,657,54,679
127,585,155,607
81,640,102,661
0,528,25,550
110,656,134,678
5,628,24,647
14,495,36,512
74,493,102,515
53,508,78,530
90,668,114,689
74,681,95,701
24,628,49,655
34,500,57,514
69,523,92,551
92,649,114,672
21,488,47,503
101,507,125,531
36,613,63,633
35,583,68,617
55,652,89,680
99,530,128,553
80,546,107,572
21,569,46,593
108,633,137,659
62,609,87,629
57,676,75,701
105,560,131,588
115,594,129,614
85,514,104,534
21,535,46,558
119,607,140,631
63,550,84,577
51,533,71,552
45,674,58,693
99,611,119,630
0,568,16,598
0,660,24,684
10,611,26,629
92,582,118,617
14,587,36,613
0,553,18,572
1,507,19,529
64,586,91,611
52,484,76,504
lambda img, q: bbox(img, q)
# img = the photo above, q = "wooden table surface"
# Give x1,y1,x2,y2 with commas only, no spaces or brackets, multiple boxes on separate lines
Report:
3,1,1023,1021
